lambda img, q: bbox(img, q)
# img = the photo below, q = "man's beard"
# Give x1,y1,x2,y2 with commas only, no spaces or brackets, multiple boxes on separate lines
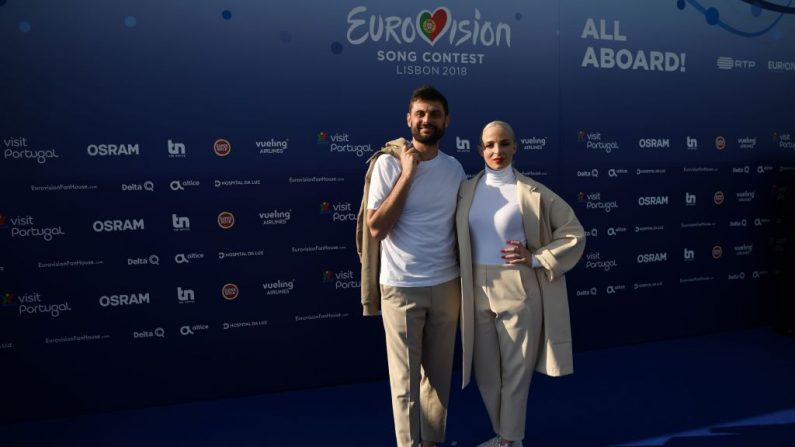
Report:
412,124,446,145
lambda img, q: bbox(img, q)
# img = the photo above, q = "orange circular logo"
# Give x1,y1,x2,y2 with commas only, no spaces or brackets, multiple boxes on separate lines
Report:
218,211,235,229
222,283,239,300
214,139,231,157
715,136,726,150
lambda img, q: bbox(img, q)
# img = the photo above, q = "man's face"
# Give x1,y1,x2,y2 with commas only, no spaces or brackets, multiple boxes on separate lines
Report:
407,99,449,145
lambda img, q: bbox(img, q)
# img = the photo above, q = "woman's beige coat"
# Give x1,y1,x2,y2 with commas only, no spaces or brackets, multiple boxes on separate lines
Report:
456,169,586,387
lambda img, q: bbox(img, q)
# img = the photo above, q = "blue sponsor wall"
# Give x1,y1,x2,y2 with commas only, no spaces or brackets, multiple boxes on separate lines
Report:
1,0,793,421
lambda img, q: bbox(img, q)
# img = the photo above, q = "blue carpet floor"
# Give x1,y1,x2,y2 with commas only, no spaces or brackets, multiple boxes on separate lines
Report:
3,328,794,446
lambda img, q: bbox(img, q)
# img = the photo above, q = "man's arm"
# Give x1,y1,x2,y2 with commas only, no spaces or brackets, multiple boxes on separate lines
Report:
366,148,420,240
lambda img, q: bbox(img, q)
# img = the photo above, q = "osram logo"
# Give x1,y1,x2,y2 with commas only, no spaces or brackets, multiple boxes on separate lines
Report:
99,293,150,307
93,219,145,232
637,252,668,264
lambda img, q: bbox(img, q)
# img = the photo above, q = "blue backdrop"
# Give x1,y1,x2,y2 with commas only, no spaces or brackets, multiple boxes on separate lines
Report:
2,0,794,422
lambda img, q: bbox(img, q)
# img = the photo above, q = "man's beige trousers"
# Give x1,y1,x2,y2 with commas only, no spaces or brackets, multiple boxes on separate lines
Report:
381,278,460,447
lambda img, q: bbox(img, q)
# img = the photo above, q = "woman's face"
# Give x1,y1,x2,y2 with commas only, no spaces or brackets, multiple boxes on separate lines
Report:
479,124,517,171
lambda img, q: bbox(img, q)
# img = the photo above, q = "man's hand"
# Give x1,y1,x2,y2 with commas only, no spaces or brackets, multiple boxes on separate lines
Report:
400,147,420,180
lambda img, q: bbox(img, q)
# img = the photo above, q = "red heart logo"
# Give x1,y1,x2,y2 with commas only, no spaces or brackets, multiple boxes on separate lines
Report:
417,8,451,45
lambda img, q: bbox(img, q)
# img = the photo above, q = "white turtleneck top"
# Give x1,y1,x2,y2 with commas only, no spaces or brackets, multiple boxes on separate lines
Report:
468,166,527,265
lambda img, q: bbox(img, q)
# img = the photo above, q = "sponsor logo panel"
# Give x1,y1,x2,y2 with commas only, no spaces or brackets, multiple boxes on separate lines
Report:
222,283,239,300
218,250,263,261
214,178,262,188
218,212,235,229
4,137,60,164
167,140,186,158
256,138,289,154
12,292,73,318
260,209,292,225
4,215,66,242
318,131,373,157
44,333,111,344
584,251,618,272
223,319,269,331
38,259,104,269
121,181,155,192
86,143,139,157
577,192,619,213
320,201,356,222
322,270,361,289
288,176,345,184
576,130,620,154
716,56,755,70
214,139,232,157
93,219,145,233
99,292,150,308
175,252,204,264
179,324,209,336
128,255,161,266
774,132,794,151
520,136,548,151
768,60,795,73
133,327,166,339
31,183,98,192
263,279,295,296
170,180,200,191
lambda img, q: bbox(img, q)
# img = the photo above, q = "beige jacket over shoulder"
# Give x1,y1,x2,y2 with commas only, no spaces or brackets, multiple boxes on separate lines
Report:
456,169,586,387
355,138,408,316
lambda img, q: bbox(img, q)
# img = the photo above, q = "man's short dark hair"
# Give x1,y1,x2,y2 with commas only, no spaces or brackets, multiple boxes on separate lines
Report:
408,85,449,115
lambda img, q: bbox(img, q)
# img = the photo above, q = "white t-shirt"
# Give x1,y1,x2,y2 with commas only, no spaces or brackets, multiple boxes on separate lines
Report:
468,166,527,265
367,150,466,287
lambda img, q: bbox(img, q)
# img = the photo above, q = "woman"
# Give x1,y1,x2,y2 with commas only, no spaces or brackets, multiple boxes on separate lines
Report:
456,121,585,447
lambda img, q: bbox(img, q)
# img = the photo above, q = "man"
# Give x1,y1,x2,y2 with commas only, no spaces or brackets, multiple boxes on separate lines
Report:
365,85,466,447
